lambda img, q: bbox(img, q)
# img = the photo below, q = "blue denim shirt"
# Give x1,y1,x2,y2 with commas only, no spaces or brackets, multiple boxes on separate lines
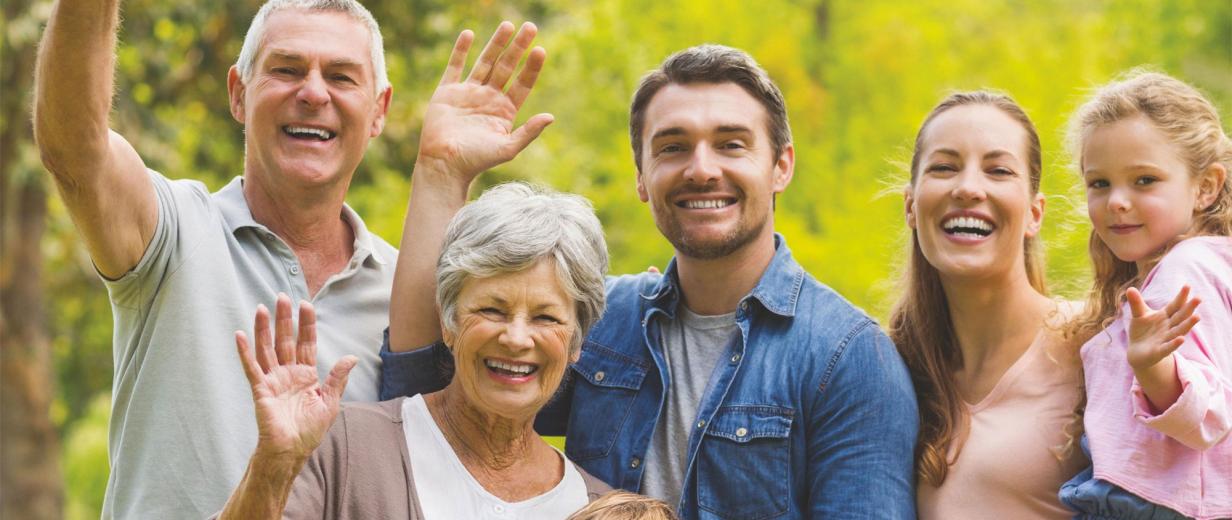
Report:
381,235,918,519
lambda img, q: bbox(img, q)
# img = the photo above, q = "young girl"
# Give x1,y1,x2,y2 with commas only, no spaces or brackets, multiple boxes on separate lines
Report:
1061,71,1232,519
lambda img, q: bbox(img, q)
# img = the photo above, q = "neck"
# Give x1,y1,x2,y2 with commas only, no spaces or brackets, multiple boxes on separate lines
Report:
675,229,776,315
242,174,351,251
941,267,1052,371
424,384,541,471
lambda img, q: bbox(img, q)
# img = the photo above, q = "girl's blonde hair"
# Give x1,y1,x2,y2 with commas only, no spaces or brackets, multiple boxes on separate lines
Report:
888,90,1047,487
1062,70,1232,457
1066,70,1232,341
567,491,678,520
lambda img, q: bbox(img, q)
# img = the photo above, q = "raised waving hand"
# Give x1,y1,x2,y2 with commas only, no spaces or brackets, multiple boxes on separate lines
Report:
1126,285,1201,371
415,21,553,183
235,294,357,460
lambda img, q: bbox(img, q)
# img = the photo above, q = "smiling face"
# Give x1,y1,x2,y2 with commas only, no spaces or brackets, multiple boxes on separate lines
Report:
906,104,1044,282
1083,115,1203,269
442,259,577,422
636,82,794,260
227,9,390,194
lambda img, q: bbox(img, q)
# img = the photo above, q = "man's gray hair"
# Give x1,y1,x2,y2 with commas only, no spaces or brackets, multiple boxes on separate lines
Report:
436,183,609,354
235,0,390,94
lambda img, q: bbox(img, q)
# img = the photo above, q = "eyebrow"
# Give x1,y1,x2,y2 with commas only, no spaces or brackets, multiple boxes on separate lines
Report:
650,124,755,141
265,51,364,70
928,148,1017,160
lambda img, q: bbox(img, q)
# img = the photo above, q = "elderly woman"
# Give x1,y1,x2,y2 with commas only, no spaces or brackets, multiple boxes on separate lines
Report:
217,183,612,519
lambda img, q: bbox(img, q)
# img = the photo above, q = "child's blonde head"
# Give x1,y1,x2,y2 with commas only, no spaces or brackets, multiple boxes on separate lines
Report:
567,491,679,520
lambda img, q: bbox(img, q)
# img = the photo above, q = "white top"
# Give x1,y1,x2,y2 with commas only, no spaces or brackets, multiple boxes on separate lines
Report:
402,394,589,519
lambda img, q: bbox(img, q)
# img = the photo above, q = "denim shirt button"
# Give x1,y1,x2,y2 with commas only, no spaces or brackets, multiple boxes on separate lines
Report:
730,353,741,363
735,427,748,438
740,300,749,311
594,371,605,382
630,457,641,468
696,420,706,429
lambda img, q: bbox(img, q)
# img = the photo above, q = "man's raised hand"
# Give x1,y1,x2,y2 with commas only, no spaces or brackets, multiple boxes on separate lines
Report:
414,22,553,184
235,294,356,461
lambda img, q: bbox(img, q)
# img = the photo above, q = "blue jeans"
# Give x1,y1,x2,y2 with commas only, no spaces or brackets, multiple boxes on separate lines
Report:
1059,436,1189,519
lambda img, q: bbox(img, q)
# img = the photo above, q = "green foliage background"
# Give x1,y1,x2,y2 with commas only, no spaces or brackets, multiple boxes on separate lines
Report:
4,0,1228,517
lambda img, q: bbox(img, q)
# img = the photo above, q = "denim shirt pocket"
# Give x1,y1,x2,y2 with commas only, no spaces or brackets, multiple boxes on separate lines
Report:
565,342,648,461
696,405,794,520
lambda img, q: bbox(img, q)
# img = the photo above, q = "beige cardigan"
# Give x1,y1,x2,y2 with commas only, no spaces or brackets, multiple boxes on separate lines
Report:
219,398,611,519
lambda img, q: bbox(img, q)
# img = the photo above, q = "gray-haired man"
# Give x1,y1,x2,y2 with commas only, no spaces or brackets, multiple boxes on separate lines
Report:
32,1,548,516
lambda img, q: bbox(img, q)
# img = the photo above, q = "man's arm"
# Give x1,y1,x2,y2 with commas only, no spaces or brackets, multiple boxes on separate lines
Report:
807,323,917,519
33,0,157,280
388,21,552,350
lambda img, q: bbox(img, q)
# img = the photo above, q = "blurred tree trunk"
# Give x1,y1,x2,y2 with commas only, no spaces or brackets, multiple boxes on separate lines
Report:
1,0,64,518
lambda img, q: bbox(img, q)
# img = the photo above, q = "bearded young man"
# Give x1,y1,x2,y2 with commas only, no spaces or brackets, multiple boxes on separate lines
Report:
381,45,918,519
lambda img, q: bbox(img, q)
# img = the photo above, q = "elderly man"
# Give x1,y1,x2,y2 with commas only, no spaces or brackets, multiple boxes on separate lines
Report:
382,45,919,518
32,1,547,517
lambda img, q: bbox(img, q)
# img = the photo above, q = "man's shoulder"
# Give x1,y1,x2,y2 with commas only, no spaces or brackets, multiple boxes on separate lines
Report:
603,271,664,307
790,272,882,340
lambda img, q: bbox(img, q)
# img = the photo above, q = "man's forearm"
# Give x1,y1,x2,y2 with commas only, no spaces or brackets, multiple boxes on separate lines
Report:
34,0,121,173
387,159,472,351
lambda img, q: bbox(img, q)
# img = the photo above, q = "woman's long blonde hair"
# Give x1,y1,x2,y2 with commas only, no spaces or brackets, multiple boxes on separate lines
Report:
888,91,1047,487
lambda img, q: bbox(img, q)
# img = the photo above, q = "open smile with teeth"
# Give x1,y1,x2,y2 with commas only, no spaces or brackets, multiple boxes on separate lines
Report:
282,125,336,141
942,216,995,238
484,359,538,377
678,198,735,209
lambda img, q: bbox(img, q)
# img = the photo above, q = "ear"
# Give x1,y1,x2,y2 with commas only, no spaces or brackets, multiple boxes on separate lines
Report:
1196,162,1228,211
369,86,393,138
569,344,581,364
1025,191,1045,238
771,143,796,194
904,186,917,229
636,168,650,203
227,66,246,124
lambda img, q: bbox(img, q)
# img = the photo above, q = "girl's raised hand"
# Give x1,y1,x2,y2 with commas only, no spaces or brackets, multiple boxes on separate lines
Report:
1125,285,1201,371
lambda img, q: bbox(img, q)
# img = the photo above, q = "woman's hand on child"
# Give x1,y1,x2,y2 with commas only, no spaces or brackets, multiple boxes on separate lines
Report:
1125,285,1201,372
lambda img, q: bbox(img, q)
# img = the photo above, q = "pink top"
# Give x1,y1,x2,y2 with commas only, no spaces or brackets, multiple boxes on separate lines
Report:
918,331,1087,520
1082,236,1232,520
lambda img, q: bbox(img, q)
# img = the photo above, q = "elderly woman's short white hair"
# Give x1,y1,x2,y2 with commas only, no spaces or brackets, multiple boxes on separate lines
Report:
436,183,608,353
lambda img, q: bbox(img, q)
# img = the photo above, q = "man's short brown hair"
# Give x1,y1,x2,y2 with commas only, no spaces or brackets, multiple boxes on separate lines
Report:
628,44,792,172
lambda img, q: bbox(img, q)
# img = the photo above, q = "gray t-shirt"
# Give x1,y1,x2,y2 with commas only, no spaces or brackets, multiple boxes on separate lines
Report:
102,172,397,519
640,306,739,509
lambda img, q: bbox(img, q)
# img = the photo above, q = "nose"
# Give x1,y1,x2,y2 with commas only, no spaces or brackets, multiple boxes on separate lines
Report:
296,70,330,109
951,168,986,202
499,318,535,352
1107,187,1131,213
683,145,721,185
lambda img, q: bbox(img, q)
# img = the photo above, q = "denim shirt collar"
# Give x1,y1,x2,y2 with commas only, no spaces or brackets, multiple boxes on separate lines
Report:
639,233,803,318
215,176,388,266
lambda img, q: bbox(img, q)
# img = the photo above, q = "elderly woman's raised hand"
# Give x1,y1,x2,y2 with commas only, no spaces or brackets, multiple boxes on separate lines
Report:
234,294,357,461
414,21,552,185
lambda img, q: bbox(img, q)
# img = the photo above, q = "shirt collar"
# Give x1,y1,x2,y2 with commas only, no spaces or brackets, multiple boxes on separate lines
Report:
642,233,803,318
216,176,388,266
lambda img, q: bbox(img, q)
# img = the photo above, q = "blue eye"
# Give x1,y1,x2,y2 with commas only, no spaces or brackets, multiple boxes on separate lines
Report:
1135,176,1158,186
1086,179,1109,189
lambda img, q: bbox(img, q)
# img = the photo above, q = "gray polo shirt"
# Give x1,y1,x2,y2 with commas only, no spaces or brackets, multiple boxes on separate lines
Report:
100,172,397,519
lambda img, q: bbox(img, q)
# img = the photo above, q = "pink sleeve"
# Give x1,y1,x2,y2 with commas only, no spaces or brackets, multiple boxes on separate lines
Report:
1130,240,1232,450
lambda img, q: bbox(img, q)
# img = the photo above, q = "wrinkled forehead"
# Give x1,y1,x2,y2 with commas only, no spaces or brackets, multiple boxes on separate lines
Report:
256,8,375,69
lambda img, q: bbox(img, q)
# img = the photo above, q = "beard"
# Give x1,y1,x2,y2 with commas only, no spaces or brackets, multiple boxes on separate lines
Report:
651,187,770,260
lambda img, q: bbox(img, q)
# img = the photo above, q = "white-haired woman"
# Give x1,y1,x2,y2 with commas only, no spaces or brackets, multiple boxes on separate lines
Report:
217,183,612,519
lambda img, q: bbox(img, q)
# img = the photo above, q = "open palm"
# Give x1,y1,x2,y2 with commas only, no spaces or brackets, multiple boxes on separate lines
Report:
415,22,553,183
235,294,356,460
1125,285,1201,371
